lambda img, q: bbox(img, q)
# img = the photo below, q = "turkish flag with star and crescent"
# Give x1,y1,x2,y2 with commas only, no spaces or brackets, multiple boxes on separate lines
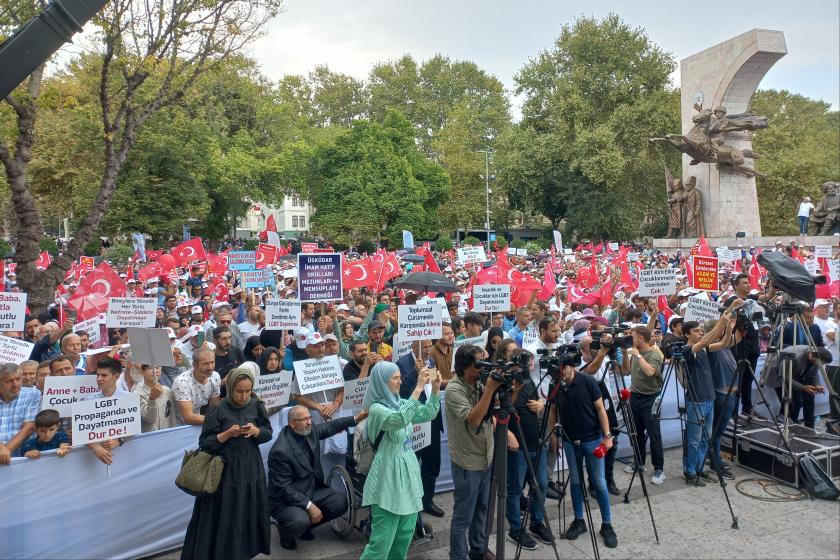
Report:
67,262,127,320
171,238,207,266
343,257,375,289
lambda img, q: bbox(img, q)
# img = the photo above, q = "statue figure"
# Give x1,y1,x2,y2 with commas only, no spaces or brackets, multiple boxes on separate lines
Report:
809,181,840,235
650,104,768,178
665,166,684,238
680,176,705,238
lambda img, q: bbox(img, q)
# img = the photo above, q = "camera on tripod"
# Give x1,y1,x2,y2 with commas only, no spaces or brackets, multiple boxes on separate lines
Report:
477,352,531,386
538,344,583,377
590,323,634,351
665,341,690,358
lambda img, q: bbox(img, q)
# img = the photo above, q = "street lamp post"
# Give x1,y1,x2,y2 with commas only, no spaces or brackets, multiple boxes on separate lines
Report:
479,149,493,253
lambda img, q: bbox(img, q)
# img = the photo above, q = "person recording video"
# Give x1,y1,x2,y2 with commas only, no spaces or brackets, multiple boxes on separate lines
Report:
547,357,618,549
762,345,830,429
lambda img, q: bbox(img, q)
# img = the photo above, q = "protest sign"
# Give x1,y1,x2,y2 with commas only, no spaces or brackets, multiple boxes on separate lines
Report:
457,246,487,265
522,328,539,349
411,422,432,452
0,335,35,364
0,292,26,331
553,230,563,251
256,243,277,269
74,313,105,346
80,256,95,271
42,376,100,417
300,242,319,253
342,377,370,411
254,371,293,408
829,260,839,280
814,245,833,259
298,253,342,302
398,303,443,341
106,297,157,328
608,242,619,252
690,256,719,291
127,328,176,367
293,356,344,394
452,335,484,369
716,248,741,263
265,300,301,330
804,259,819,276
627,252,640,262
228,251,256,271
684,296,721,323
638,269,677,297
390,332,414,363
241,269,271,288
71,393,141,445
473,284,511,313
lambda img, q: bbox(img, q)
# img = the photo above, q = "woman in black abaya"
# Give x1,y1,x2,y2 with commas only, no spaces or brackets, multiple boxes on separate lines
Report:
181,368,273,560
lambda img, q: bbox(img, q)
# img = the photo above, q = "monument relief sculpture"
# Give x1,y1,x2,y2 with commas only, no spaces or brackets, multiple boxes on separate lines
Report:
664,166,705,239
650,103,768,178
809,181,840,235
665,167,684,238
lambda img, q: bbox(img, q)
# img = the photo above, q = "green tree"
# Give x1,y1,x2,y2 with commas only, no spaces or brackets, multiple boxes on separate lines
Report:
751,89,840,235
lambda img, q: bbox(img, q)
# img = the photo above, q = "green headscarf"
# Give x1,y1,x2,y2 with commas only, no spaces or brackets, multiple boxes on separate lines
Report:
362,361,402,413
225,367,256,408
373,303,390,317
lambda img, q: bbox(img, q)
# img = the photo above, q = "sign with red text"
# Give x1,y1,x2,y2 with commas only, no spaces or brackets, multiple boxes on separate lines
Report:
71,393,141,445
0,292,26,331
342,377,370,411
300,242,319,253
410,422,432,451
638,269,677,297
74,313,106,346
42,376,100,417
473,284,511,313
106,297,157,328
398,303,443,342
690,256,719,292
254,371,293,408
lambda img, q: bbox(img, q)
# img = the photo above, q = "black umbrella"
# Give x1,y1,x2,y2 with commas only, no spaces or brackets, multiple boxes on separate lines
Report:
401,254,425,264
393,271,459,293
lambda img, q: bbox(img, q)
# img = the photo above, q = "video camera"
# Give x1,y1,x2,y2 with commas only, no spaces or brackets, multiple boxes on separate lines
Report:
477,353,531,386
665,340,690,359
538,344,583,378
590,323,634,351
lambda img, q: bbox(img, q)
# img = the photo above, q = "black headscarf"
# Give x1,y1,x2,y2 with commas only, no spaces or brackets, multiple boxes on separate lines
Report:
257,346,282,375
243,336,263,362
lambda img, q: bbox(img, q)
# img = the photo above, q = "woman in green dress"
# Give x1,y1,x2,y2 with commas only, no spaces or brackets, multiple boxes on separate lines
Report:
360,361,441,560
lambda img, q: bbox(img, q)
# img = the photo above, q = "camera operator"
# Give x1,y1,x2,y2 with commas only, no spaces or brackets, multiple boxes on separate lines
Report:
445,344,499,560
729,273,767,419
620,326,665,484
762,345,830,428
661,317,684,359
547,358,618,549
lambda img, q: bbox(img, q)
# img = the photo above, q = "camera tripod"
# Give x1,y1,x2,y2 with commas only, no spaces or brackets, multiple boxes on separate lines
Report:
482,381,561,560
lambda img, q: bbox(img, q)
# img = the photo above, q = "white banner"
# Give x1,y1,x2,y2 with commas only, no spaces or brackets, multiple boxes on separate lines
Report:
0,335,34,364
342,377,370,410
74,313,106,346
716,248,741,263
410,422,432,451
472,284,510,313
829,260,839,280
452,335,484,369
254,371,293,408
397,303,443,342
522,328,539,349
71,393,142,445
553,230,563,251
293,356,344,395
638,268,676,297
264,300,301,330
41,376,100,417
457,246,487,265
390,332,414,363
814,245,833,259
684,296,721,323
106,297,157,328
804,259,819,276
0,292,26,331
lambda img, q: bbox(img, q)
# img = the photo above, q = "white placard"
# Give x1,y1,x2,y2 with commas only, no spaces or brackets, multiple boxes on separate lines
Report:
829,260,839,280
254,371,293,408
41,376,100,417
608,242,619,251
0,292,26,331
74,313,105,346
684,296,721,324
0,335,34,364
106,297,157,328
342,377,370,410
814,245,833,259
71,393,142,445
293,356,344,395
452,335,485,370
522,328,539,349
390,332,414,363
716,248,741,263
457,246,487,265
627,252,640,262
473,284,511,313
638,268,677,297
410,422,432,452
398,303,443,342
553,231,563,251
265,300,301,330
804,259,819,276
127,328,176,367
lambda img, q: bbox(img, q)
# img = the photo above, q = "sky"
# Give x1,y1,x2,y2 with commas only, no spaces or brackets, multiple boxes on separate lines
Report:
246,0,840,118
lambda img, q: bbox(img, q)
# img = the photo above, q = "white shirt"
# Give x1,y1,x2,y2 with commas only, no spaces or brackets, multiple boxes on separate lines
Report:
237,320,262,341
525,338,560,398
171,370,221,424
814,316,839,366
798,202,815,217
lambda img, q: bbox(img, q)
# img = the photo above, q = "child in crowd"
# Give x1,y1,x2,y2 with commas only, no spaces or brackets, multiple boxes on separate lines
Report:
21,409,71,459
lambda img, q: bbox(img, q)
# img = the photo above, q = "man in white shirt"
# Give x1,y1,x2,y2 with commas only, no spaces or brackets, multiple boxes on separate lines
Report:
237,304,262,344
172,347,221,426
797,197,814,235
83,357,133,465
813,299,839,419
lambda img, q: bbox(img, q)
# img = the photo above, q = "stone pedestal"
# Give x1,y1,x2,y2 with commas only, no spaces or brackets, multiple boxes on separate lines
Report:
653,235,839,253
680,29,787,238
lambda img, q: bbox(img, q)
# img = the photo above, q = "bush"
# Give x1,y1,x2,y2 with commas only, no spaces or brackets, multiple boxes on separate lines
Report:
103,244,136,266
525,241,543,255
241,239,259,251
435,235,453,252
462,236,481,246
357,240,376,254
493,237,508,249
84,238,102,256
510,239,526,249
39,237,58,255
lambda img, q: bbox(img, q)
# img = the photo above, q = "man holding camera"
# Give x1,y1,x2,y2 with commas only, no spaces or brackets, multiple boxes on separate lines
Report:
620,326,665,485
547,356,618,549
446,344,499,560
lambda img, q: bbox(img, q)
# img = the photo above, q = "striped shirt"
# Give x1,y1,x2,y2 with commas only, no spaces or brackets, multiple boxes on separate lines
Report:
0,387,41,445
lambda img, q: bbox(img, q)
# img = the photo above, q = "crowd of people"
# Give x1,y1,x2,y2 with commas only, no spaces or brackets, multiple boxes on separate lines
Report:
0,235,838,560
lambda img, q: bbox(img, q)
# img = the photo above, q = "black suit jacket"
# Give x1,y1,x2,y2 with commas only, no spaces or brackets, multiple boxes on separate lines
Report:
267,416,355,509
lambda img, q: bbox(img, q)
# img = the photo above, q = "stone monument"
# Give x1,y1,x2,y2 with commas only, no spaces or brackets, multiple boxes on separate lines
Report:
676,29,787,238
810,181,840,235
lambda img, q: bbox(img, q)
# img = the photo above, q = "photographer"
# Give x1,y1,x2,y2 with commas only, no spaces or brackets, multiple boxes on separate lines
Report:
445,344,499,560
547,359,618,549
762,345,830,429
525,316,560,498
729,274,766,419
620,326,665,485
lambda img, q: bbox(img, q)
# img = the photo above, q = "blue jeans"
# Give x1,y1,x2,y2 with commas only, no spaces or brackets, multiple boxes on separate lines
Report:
798,216,809,234
684,400,714,475
449,462,491,560
711,392,737,462
505,446,548,530
562,438,611,524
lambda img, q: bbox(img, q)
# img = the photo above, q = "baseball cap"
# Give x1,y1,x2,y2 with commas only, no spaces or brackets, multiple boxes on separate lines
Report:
814,299,830,307
166,327,177,340
191,305,203,315
369,320,386,331
336,303,350,312
322,334,338,342
306,331,324,346
294,327,311,349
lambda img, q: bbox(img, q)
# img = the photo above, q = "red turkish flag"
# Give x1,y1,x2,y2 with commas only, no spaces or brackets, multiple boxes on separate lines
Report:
374,252,403,290
208,277,229,300
145,249,164,262
171,238,207,266
265,214,277,233
697,237,713,257
416,244,441,274
598,282,614,308
538,260,556,301
207,253,229,276
138,261,164,282
68,262,127,320
256,243,277,269
566,280,599,305
343,257,375,289
36,251,51,271
748,255,761,290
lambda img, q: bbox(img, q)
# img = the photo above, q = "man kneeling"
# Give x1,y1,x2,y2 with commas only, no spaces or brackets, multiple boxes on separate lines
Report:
268,405,366,550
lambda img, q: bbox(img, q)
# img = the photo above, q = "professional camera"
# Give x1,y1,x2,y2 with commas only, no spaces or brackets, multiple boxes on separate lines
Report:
665,341,690,358
538,344,583,378
590,323,634,351
478,352,531,386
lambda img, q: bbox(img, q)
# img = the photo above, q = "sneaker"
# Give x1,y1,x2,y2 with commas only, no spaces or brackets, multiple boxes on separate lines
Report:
623,463,645,474
719,465,735,480
529,522,554,544
565,518,587,540
651,469,665,485
507,528,538,551
607,481,621,495
700,470,718,483
599,523,618,549
692,474,706,487
299,529,315,541
546,480,561,500
280,536,297,550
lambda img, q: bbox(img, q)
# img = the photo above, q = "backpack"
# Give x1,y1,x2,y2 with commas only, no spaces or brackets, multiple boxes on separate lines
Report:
798,452,840,500
353,418,386,475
